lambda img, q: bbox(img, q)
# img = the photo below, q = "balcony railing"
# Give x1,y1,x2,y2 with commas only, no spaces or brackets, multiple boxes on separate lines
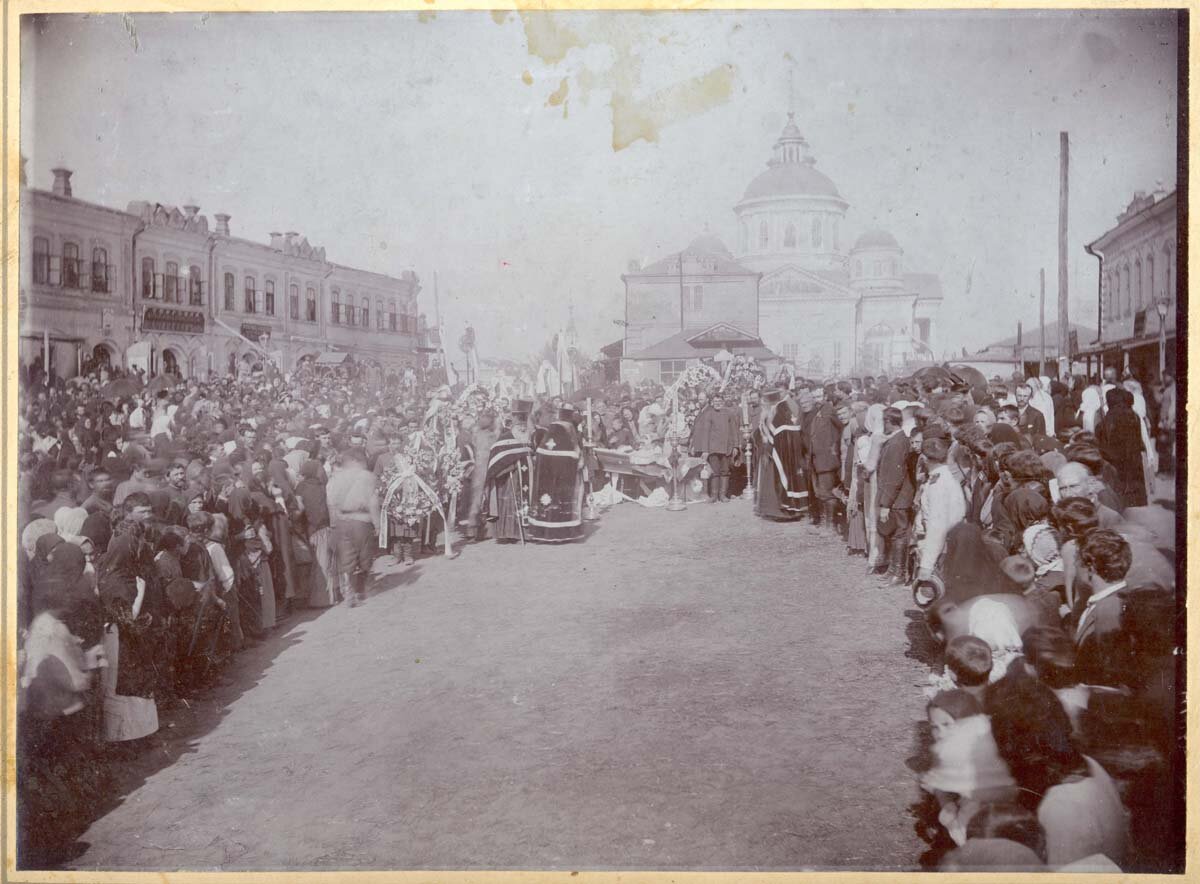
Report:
32,257,116,294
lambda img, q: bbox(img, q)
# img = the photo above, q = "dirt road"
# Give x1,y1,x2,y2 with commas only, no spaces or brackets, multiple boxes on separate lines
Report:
68,498,931,872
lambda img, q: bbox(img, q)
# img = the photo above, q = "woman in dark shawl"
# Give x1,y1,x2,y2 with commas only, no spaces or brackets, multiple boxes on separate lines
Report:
1098,388,1147,507
297,459,337,607
1050,379,1077,435
264,453,302,614
95,501,161,740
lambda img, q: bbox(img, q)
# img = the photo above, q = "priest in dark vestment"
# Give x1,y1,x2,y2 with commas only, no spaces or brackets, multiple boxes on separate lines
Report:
527,406,586,542
481,399,534,543
755,389,808,520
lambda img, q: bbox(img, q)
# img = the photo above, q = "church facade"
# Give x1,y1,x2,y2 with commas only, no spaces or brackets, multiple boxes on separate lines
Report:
733,113,943,377
620,113,944,382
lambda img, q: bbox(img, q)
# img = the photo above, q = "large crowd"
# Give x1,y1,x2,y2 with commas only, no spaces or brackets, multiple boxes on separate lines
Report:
739,366,1179,872
14,350,1181,871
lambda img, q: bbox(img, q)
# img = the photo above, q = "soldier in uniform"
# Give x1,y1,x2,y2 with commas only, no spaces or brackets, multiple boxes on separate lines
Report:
481,399,534,543
526,405,586,542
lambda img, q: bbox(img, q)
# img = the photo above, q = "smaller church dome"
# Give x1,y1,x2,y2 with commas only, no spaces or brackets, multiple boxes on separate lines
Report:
686,232,733,258
853,229,901,251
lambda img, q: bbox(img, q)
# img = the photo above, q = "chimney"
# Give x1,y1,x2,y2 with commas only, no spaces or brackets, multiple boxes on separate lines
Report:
269,232,284,250
183,202,199,217
214,213,231,236
284,231,298,252
51,167,73,198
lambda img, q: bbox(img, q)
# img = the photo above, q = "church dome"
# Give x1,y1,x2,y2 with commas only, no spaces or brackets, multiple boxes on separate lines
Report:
686,232,733,257
743,163,842,201
738,112,845,204
853,228,901,250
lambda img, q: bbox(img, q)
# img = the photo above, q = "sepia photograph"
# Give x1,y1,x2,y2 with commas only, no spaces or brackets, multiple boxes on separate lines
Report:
7,6,1186,876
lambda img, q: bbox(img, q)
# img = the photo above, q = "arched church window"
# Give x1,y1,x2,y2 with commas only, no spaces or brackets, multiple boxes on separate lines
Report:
1134,259,1143,311
784,223,796,249
832,217,839,251
874,261,883,277
759,221,769,249
812,217,822,249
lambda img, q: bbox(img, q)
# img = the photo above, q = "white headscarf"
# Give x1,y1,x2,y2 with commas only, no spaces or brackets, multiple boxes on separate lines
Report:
1026,376,1055,437
1077,385,1103,434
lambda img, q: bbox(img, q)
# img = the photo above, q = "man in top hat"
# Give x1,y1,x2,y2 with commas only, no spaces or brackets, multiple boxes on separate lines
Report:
481,398,535,543
526,404,586,542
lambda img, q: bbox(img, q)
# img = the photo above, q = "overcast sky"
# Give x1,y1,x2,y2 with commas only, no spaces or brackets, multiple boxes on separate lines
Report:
23,10,1178,363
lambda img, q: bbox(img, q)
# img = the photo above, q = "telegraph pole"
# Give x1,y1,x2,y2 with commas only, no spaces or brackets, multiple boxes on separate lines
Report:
1039,268,1047,374
1058,133,1070,375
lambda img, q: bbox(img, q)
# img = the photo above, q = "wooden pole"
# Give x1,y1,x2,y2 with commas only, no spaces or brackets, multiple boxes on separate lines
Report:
1058,132,1070,376
678,250,685,332
1015,321,1023,375
1039,268,1047,374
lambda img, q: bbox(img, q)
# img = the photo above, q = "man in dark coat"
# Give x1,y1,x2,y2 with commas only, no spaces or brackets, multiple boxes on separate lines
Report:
806,393,846,529
1014,383,1047,439
688,393,741,502
875,407,916,584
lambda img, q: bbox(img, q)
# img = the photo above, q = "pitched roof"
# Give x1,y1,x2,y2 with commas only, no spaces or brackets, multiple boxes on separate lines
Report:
628,324,777,361
981,321,1096,351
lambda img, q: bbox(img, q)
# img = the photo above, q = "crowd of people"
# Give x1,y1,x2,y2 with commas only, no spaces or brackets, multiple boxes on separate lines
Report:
742,365,1179,871
14,349,1181,871
13,355,621,864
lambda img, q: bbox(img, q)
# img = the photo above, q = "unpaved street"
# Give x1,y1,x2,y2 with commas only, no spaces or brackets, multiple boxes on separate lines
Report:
70,499,930,872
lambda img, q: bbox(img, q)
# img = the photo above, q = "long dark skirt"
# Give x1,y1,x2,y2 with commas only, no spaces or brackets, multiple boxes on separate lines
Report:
941,522,1022,604
491,475,524,542
755,455,802,521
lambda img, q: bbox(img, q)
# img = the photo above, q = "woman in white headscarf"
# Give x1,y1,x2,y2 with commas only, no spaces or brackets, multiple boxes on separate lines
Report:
1124,379,1158,502
860,403,888,573
1076,385,1103,434
1026,376,1056,438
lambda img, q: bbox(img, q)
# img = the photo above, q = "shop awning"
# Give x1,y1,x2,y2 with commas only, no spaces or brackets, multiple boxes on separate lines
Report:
315,351,350,365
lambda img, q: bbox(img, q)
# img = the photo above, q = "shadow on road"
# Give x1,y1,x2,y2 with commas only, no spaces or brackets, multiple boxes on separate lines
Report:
902,608,941,669
36,544,437,870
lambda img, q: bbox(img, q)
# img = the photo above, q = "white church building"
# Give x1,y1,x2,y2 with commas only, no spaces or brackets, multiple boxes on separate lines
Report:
620,111,945,381
733,112,943,376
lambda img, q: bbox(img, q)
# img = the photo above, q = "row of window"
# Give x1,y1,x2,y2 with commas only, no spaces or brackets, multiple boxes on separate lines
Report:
141,258,204,305
742,217,840,252
1105,243,1175,321
32,238,112,293
852,259,899,278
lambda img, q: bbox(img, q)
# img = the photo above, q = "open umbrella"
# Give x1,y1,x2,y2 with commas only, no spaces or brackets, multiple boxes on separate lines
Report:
100,377,143,399
948,364,989,400
145,374,176,395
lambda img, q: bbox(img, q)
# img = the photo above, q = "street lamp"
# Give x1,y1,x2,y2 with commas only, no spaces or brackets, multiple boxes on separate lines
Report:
1155,296,1170,377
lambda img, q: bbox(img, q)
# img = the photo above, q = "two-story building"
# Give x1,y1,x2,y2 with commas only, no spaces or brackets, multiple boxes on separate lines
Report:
20,165,423,382
19,168,141,375
1081,186,1178,380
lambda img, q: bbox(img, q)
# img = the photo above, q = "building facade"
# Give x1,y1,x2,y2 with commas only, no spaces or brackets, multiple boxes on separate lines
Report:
1081,187,1177,380
620,233,761,356
618,113,944,381
20,166,422,382
733,114,943,376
